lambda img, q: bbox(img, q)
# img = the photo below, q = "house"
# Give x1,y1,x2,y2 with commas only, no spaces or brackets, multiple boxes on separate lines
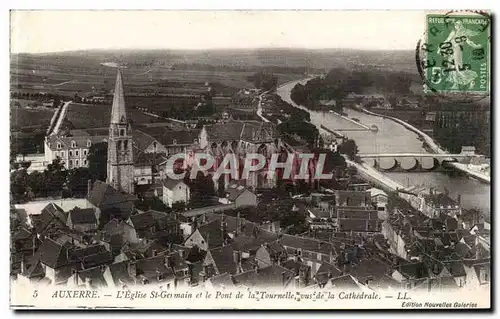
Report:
336,207,380,233
67,265,107,289
134,255,176,287
368,188,389,220
279,234,339,275
314,262,342,287
282,258,313,288
417,189,462,219
232,265,295,288
103,260,137,289
87,181,135,225
162,179,190,208
184,219,230,251
391,262,430,290
334,190,371,207
32,203,68,238
201,245,239,281
255,242,288,268
18,238,73,285
463,259,490,289
225,182,257,208
66,207,98,232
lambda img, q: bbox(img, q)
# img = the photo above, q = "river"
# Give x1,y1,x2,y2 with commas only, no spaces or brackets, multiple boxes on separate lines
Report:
276,79,491,217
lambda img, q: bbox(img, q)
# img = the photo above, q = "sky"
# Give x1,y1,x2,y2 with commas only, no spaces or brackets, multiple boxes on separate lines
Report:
10,10,427,53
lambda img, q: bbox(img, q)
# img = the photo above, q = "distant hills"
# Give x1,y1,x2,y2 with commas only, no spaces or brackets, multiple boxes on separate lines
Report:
11,48,416,74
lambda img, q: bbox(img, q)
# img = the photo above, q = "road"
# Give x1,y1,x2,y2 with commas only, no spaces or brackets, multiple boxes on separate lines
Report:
256,91,270,123
51,101,72,135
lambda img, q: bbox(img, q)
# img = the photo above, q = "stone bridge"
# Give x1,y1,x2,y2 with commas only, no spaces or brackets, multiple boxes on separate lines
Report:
358,152,482,172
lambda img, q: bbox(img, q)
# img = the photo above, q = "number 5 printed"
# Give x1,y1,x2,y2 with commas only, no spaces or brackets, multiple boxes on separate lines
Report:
430,67,442,84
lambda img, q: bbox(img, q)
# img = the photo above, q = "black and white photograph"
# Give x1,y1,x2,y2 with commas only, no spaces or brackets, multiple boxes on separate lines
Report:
9,9,491,310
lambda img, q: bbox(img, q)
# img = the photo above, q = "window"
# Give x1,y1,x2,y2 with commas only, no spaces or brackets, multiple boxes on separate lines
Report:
71,140,76,148
120,129,125,136
69,151,73,156
172,139,177,145
83,160,87,165
76,160,79,166
87,140,91,147
61,151,65,157
124,140,129,150
75,151,79,156
69,160,73,167
153,142,157,150
117,141,122,150
57,143,61,149
83,150,87,156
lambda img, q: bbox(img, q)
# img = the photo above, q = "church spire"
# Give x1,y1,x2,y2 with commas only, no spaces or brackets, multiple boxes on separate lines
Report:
110,69,127,124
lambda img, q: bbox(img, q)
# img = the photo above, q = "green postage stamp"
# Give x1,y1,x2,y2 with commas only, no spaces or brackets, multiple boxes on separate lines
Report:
424,13,490,94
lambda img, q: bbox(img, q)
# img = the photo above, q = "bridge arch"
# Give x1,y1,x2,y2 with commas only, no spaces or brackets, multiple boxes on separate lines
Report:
400,157,419,171
379,158,398,171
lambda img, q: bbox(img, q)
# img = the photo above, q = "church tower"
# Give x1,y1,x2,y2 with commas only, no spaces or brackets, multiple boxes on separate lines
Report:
107,69,134,194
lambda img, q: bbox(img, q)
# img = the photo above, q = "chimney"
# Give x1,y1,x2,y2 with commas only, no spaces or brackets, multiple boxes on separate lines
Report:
72,269,79,286
87,179,92,198
235,211,240,236
20,255,25,274
457,194,461,205
128,261,137,278
85,278,92,289
281,271,287,287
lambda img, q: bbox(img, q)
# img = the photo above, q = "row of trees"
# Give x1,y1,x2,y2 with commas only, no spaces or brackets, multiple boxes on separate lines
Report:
247,72,279,91
290,68,414,110
10,143,107,202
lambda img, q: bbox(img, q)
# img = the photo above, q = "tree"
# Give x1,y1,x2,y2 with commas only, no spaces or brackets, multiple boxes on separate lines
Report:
88,142,108,182
44,158,68,195
52,95,61,108
67,167,92,197
10,169,29,201
338,139,359,160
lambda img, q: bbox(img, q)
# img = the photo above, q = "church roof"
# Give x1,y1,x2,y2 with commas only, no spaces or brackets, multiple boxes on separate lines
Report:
110,69,128,125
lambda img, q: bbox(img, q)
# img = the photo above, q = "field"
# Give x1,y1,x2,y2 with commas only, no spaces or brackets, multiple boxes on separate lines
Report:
10,105,55,132
10,48,415,97
65,103,161,129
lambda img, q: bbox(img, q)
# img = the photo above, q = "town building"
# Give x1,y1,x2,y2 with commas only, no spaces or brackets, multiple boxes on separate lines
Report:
162,179,190,208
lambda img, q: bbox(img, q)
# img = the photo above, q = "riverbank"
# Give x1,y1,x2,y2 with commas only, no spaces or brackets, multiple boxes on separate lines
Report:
356,106,490,184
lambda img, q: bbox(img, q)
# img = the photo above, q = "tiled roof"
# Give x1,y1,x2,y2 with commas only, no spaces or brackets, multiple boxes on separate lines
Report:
68,207,97,225
45,135,107,151
138,126,200,146
396,262,429,279
329,274,362,290
162,178,186,190
232,265,294,288
38,238,70,269
205,120,278,143
315,262,342,286
108,261,136,286
225,182,252,201
136,255,175,282
130,211,157,230
87,181,134,219
208,273,235,288
75,266,108,289
335,191,371,207
208,245,237,275
348,258,391,282
444,261,467,277
280,234,337,256
196,219,228,249
424,193,459,208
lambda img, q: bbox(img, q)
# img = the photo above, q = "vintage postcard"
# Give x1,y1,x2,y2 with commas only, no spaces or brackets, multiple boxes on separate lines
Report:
9,10,491,310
